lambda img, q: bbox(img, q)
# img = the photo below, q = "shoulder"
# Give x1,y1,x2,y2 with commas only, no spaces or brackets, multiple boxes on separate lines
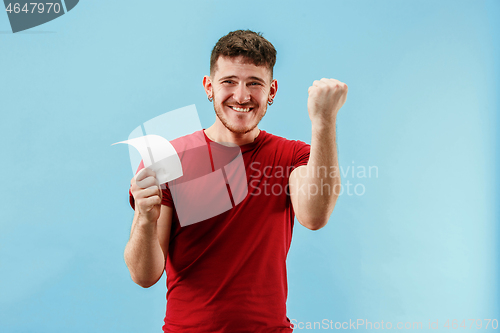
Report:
169,130,206,153
170,129,205,144
260,130,310,148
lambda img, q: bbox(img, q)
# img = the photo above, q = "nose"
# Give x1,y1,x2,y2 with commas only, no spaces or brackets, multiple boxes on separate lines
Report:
233,83,251,104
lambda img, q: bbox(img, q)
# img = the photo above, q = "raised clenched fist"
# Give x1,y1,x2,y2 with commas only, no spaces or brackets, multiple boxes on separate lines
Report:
307,78,348,125
130,168,162,223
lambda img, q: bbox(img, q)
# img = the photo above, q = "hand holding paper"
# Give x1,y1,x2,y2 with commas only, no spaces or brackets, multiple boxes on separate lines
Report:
112,135,183,185
130,167,162,223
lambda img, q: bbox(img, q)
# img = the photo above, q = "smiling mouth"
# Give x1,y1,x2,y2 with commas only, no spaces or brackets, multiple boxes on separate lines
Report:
229,106,254,113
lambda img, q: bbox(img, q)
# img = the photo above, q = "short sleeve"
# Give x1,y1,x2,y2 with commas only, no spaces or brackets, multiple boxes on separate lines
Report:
292,140,310,169
128,160,174,210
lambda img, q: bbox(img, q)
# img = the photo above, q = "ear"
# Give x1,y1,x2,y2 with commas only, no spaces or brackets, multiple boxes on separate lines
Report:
203,75,213,99
269,79,278,101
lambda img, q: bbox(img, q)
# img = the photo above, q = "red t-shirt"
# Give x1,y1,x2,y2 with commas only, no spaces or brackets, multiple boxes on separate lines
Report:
130,130,310,332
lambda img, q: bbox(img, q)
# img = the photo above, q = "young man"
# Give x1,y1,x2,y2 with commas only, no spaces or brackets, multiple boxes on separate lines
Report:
125,30,347,332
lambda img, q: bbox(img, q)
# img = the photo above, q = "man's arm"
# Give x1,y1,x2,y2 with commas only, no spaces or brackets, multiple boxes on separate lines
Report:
124,168,172,288
289,78,348,230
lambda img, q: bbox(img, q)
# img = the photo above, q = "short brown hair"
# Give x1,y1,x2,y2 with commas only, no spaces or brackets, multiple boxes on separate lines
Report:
210,30,277,78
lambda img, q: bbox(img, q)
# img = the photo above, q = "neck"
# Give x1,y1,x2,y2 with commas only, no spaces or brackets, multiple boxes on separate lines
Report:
204,121,260,146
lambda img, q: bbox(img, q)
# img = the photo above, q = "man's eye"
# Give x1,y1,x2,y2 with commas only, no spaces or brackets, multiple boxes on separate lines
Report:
250,82,261,86
223,80,234,84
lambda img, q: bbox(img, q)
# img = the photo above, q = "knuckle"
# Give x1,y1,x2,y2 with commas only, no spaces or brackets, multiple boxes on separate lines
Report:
145,196,160,207
138,177,155,189
147,184,157,191
135,179,145,189
139,168,155,179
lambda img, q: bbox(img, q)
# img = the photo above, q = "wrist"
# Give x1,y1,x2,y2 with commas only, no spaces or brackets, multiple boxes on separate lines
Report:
135,210,158,226
310,117,336,131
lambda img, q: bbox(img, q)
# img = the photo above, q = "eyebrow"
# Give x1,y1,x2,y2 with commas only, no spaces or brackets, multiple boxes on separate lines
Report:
219,75,267,84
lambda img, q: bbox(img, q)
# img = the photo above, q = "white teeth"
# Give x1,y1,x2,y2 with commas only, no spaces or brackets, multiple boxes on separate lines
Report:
231,106,251,112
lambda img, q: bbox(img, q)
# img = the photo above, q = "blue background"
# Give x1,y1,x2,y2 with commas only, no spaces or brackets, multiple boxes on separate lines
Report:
0,0,498,332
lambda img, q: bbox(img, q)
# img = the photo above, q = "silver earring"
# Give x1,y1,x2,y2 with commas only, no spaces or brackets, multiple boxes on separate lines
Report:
208,96,213,102
268,99,274,106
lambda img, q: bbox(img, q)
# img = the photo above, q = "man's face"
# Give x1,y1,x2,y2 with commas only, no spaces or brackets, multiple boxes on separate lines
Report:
204,56,277,135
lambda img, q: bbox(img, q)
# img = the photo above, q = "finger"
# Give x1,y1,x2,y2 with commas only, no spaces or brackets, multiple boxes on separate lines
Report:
141,184,161,197
138,195,162,208
332,82,347,93
136,176,159,189
136,168,156,182
132,186,161,204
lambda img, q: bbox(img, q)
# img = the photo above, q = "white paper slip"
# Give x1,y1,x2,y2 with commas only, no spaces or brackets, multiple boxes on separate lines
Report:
113,135,183,184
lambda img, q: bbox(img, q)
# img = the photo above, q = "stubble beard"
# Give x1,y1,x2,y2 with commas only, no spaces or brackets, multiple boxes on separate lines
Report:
213,97,267,135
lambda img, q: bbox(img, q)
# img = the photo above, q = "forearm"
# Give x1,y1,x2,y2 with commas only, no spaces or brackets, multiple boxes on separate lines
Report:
124,211,165,288
310,119,341,200
297,120,341,228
